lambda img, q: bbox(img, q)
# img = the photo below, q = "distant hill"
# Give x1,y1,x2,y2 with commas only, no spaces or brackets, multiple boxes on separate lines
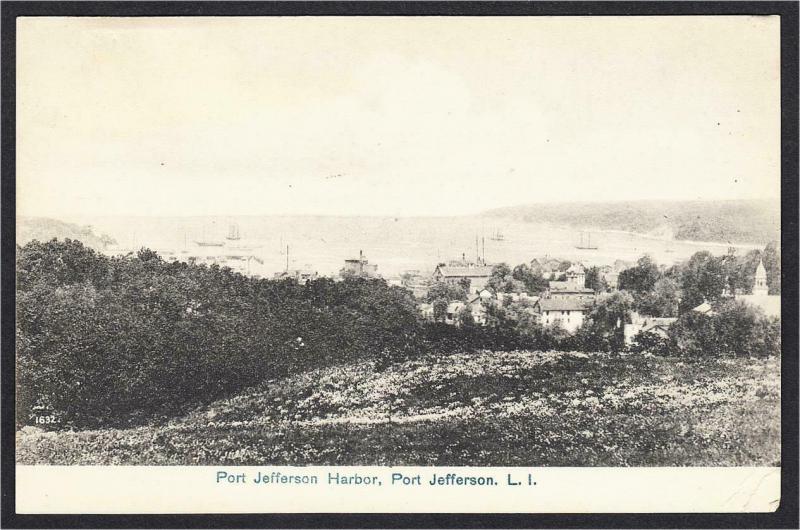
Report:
17,217,117,250
483,199,780,245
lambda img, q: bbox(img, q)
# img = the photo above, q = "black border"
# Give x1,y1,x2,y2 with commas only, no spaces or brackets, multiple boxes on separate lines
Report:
1,2,797,528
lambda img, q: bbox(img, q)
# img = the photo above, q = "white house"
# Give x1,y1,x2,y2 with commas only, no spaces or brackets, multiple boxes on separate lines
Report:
565,263,586,287
418,303,435,322
536,298,590,333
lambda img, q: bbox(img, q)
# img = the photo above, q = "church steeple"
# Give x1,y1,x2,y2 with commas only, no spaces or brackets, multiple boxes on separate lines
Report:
753,259,768,296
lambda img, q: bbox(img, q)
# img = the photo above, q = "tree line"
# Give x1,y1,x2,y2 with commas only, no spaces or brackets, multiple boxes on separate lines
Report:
16,239,781,431
17,239,423,429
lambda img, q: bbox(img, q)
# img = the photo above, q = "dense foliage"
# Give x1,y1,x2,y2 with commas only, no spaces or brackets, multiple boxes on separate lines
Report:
16,240,782,432
17,216,117,250
616,247,780,315
16,239,423,429
667,299,781,358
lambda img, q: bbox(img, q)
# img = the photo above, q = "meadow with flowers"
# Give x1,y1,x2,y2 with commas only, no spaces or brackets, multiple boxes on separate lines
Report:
17,349,780,466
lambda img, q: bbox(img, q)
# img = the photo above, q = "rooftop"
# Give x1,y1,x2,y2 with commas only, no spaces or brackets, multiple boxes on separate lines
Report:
641,317,678,332
436,265,493,278
538,298,592,312
737,294,780,318
548,281,594,293
566,263,585,274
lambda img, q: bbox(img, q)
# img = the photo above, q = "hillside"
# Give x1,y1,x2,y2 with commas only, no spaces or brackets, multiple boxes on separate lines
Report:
17,216,117,250
17,350,780,466
482,199,780,245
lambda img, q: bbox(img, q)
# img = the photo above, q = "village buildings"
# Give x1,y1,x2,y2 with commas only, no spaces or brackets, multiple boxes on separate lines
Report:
690,260,779,319
530,257,565,279
427,257,598,333
532,262,595,332
340,250,380,279
178,252,264,277
273,268,319,284
547,282,596,299
422,249,780,339
432,262,493,294
546,262,595,300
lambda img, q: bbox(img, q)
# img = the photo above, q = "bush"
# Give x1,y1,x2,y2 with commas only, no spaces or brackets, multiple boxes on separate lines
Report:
627,330,671,356
16,240,425,429
667,299,780,358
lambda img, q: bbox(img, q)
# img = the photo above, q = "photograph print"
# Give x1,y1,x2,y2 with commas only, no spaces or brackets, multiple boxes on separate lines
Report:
14,14,783,475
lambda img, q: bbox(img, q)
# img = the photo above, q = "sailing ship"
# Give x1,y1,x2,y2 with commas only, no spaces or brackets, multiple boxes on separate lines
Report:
489,228,505,242
222,222,262,250
194,225,225,247
575,231,598,250
226,223,241,241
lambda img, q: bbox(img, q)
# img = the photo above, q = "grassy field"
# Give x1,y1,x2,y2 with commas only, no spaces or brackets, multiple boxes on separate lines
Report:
17,351,780,466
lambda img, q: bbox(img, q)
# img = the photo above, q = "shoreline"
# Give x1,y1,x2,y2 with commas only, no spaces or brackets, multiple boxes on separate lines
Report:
585,227,763,249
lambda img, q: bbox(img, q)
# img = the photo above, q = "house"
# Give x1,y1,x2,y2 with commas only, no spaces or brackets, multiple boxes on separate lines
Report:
454,299,494,326
692,302,715,316
463,290,496,325
547,281,596,299
273,269,319,284
188,253,264,277
623,314,678,345
535,297,591,333
496,291,537,305
445,301,467,325
340,250,379,279
386,276,404,287
530,257,565,279
432,263,493,294
471,288,495,302
565,263,586,287
530,256,569,280
418,303,435,322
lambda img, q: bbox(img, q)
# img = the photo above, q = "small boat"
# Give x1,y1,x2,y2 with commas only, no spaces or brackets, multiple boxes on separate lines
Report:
226,223,241,241
489,228,505,242
195,224,225,247
575,231,598,250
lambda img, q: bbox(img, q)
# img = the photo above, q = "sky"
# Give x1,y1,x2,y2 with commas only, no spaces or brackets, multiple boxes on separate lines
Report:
17,16,780,218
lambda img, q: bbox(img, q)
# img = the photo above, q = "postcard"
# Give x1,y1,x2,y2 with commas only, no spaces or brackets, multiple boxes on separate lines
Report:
8,9,791,523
